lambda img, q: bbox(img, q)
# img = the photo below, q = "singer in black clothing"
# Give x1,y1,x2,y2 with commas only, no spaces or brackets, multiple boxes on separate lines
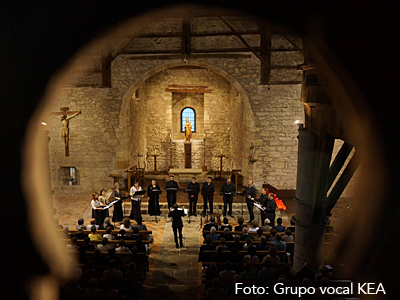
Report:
258,188,269,226
165,175,179,209
264,192,277,227
244,180,257,223
220,178,236,217
188,177,200,216
168,203,186,248
201,177,214,215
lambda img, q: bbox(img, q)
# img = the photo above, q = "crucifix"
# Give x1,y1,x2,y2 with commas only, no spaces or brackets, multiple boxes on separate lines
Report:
152,147,160,174
51,107,81,156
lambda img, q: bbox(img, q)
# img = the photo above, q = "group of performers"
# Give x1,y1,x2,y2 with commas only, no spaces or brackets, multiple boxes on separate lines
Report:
91,175,279,226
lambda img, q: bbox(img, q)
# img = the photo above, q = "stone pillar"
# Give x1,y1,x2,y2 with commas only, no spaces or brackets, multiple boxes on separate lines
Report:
293,125,326,273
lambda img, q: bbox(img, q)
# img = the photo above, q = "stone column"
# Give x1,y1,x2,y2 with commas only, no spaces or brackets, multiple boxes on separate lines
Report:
293,125,326,273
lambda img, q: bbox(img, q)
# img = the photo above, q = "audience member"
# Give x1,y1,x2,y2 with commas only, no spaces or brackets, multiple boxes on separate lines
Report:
268,228,278,241
124,262,143,284
102,280,118,300
218,238,230,250
234,217,247,232
76,218,86,231
117,229,130,240
120,217,133,230
134,217,147,230
254,228,264,241
258,260,277,285
287,219,295,232
84,278,102,300
240,263,257,280
219,227,234,241
103,259,123,281
219,217,232,231
227,246,242,263
261,246,281,265
282,228,294,242
206,277,225,299
257,236,269,251
66,237,79,251
203,215,217,238
211,245,226,262
102,217,114,230
86,218,99,231
115,239,131,252
270,233,286,251
82,260,100,282
243,237,254,250
73,227,88,240
129,227,142,241
198,236,215,262
102,226,115,240
97,237,112,252
88,226,102,241
260,218,272,232
219,261,236,290
240,227,254,241
296,261,315,281
206,226,219,241
248,220,259,232
230,234,243,250
274,217,286,232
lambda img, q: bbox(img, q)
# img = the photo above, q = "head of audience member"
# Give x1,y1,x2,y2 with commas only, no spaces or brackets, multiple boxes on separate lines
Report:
129,262,137,272
136,216,143,225
83,237,91,245
87,278,99,289
251,220,259,228
211,277,221,288
109,259,117,269
71,237,78,245
233,274,241,283
204,236,212,245
247,245,256,256
231,246,239,255
119,229,126,236
94,249,101,257
101,237,109,246
320,277,330,287
91,226,97,234
268,245,277,257
237,217,244,226
209,215,215,224
242,227,249,234
210,226,217,235
302,278,312,287
256,228,263,237
118,239,125,248
219,238,226,246
131,246,138,255
274,233,282,241
79,243,88,254
105,226,112,235
108,248,116,256
277,217,283,225
245,237,253,246
260,236,267,245
133,227,139,235
207,177,212,184
234,235,240,243
223,227,230,236
215,245,223,254
103,217,112,229
270,228,277,237
264,218,271,226
243,263,252,273
90,218,96,226
78,218,84,226
123,218,131,229
223,217,229,225
285,229,292,236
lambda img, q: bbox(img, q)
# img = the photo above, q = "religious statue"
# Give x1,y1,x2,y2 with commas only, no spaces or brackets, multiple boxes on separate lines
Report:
184,117,192,142
51,108,81,155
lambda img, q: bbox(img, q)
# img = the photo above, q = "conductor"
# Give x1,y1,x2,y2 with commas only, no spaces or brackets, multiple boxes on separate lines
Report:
168,203,186,248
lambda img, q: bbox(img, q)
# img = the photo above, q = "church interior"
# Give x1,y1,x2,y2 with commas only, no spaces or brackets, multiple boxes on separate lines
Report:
3,2,397,300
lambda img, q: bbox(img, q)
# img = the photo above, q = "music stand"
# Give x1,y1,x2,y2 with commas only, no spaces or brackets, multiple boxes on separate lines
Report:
184,189,194,224
236,191,246,218
149,189,162,223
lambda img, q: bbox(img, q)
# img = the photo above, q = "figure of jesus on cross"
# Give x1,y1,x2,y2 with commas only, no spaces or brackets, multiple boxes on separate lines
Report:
51,107,81,156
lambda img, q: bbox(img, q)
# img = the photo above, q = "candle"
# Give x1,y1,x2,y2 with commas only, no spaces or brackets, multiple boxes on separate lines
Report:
220,148,223,154
155,147,157,155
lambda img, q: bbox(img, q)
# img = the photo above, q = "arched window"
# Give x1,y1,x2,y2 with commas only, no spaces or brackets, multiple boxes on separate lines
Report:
181,107,195,132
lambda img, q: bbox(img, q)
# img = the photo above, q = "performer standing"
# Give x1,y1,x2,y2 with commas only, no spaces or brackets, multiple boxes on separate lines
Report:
244,180,257,223
91,192,104,225
147,179,161,217
201,176,214,215
165,175,179,209
130,180,144,221
258,188,269,226
187,177,200,216
112,182,124,223
220,178,236,217
168,203,186,248
262,191,277,227
98,188,109,226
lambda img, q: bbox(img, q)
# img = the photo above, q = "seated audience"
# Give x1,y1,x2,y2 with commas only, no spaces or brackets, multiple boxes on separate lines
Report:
84,278,102,300
88,226,102,241
117,228,130,240
129,227,142,241
257,236,269,251
296,261,316,281
206,277,225,299
270,233,286,251
205,263,219,280
78,244,90,264
83,237,96,251
82,260,100,281
211,245,226,262
124,262,143,284
102,226,115,240
244,245,259,272
287,219,295,232
203,215,217,238
86,218,99,231
274,217,286,232
282,228,294,242
240,227,254,241
198,236,215,262
102,280,118,300
66,237,79,251
230,234,243,250
219,261,236,290
218,238,230,250
115,239,131,252
315,264,332,285
261,246,281,265
258,260,277,284
92,248,107,264
243,237,254,250
206,226,219,241
219,227,234,241
254,228,264,241
102,217,114,230
234,217,247,232
134,217,147,231
260,218,272,232
76,218,86,231
268,228,278,241
240,263,257,280
227,246,242,263
120,217,133,230
103,259,123,281
73,227,88,240
219,217,232,231
248,220,259,232
97,237,112,252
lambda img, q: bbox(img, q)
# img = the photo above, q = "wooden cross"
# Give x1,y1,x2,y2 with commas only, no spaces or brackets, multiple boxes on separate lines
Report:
51,107,81,157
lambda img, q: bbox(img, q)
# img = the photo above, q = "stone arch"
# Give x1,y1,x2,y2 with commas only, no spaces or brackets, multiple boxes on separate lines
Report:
116,60,256,179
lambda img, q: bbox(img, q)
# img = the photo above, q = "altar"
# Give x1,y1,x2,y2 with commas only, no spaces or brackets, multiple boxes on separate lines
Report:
168,168,203,183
